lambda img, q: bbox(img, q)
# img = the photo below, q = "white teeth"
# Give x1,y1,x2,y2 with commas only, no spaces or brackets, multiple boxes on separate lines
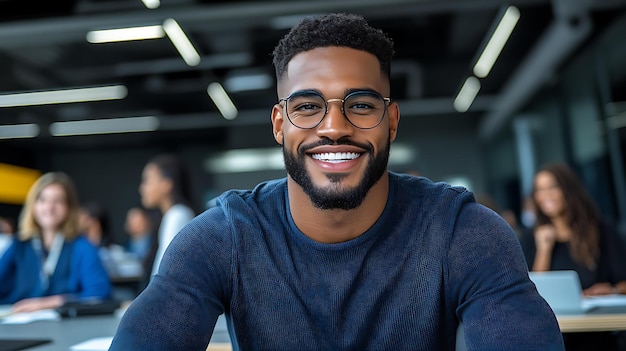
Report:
312,152,360,162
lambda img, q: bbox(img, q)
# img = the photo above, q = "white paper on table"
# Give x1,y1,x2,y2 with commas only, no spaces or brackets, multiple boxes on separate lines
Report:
70,336,113,351
582,294,626,309
0,304,12,318
1,309,60,324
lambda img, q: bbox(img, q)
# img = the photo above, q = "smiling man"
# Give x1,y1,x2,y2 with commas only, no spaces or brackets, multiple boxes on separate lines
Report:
110,13,564,350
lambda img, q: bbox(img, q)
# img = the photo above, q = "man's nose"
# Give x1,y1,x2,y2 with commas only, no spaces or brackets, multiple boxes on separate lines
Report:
315,101,353,139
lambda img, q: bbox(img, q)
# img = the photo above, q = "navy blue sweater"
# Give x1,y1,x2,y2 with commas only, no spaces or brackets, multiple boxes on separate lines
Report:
111,172,564,350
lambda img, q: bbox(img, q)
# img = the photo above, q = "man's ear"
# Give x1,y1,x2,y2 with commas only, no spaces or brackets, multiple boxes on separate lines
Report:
271,104,284,145
388,102,400,142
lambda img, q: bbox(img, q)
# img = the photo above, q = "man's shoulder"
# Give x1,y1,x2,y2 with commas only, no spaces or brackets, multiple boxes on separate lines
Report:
390,172,474,203
217,177,287,207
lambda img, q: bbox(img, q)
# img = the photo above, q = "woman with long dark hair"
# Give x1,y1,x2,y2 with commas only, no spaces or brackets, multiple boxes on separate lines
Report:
139,154,195,279
524,163,626,350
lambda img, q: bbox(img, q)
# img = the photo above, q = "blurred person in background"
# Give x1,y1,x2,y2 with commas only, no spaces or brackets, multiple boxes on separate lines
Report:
79,202,115,248
139,153,195,278
521,162,626,350
121,206,157,297
124,206,153,263
0,172,111,312
79,202,130,279
0,216,15,233
0,216,15,257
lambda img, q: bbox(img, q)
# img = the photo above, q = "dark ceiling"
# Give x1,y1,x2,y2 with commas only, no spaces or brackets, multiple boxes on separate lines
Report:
0,0,624,150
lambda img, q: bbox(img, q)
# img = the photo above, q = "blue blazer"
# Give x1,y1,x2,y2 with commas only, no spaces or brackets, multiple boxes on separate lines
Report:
0,235,111,304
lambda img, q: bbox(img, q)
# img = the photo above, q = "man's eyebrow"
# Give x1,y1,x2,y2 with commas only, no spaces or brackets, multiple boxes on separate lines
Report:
285,88,384,99
343,87,382,96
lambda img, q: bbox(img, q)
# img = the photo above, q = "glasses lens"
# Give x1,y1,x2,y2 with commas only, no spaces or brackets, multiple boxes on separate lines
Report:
344,92,386,129
286,92,326,129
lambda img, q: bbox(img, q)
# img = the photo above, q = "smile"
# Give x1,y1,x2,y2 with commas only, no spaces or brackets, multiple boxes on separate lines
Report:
311,152,361,163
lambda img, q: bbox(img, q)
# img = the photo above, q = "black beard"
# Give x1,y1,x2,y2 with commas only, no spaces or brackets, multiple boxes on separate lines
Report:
283,136,390,210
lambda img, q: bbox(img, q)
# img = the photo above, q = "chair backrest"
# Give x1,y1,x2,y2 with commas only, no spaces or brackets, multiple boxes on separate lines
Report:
456,323,467,351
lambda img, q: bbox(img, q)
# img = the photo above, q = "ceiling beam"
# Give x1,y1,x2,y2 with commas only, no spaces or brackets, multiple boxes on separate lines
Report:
478,0,594,140
0,0,550,48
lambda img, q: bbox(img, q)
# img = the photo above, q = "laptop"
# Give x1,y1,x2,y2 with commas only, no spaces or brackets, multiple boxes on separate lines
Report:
529,270,626,315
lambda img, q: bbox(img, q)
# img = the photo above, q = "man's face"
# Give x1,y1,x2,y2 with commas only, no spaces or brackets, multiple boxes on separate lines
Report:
272,47,399,210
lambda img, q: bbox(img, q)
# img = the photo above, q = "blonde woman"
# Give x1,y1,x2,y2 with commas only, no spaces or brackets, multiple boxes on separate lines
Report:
0,172,111,312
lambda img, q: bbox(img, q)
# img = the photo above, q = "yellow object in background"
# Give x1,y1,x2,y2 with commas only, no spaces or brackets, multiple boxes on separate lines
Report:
0,163,41,205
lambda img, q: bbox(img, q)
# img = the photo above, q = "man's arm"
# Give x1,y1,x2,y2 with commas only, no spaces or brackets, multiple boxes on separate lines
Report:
110,211,230,350
448,203,564,350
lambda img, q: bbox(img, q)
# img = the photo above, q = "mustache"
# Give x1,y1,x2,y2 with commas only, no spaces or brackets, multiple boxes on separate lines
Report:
298,137,374,155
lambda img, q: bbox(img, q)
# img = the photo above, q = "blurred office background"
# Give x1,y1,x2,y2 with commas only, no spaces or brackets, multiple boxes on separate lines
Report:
0,0,625,241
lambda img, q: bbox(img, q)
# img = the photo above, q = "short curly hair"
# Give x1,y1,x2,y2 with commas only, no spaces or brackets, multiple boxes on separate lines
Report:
272,13,394,81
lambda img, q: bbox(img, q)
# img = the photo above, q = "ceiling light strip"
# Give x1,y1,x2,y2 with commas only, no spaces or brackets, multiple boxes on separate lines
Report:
453,76,481,113
0,124,40,139
0,85,128,107
86,25,165,43
473,6,520,78
207,82,238,120
203,144,415,174
49,116,159,136
141,0,160,9
224,73,273,93
162,18,201,66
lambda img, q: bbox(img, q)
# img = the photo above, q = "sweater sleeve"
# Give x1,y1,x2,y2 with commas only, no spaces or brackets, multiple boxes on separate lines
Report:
448,202,564,350
110,208,231,351
151,205,195,276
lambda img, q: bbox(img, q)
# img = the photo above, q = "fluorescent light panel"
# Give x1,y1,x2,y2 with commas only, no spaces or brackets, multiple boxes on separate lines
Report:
205,148,285,173
0,85,127,107
163,18,201,66
607,112,626,130
204,144,415,173
86,25,165,43
473,6,520,78
141,0,160,9
454,76,481,113
0,124,39,139
49,116,159,136
207,82,238,120
224,73,273,93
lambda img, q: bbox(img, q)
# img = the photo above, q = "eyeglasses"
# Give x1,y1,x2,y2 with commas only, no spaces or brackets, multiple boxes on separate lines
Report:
279,90,392,129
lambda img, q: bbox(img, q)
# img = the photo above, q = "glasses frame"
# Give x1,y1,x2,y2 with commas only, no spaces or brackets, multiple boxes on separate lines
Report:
278,90,392,130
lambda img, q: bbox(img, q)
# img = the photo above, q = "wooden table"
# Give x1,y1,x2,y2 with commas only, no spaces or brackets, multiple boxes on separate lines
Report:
207,343,233,351
558,312,626,333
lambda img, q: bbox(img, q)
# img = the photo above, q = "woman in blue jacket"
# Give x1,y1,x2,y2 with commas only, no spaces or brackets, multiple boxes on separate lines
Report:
0,172,111,312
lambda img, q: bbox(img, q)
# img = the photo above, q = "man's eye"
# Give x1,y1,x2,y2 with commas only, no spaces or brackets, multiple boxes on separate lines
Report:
298,103,319,110
350,103,374,109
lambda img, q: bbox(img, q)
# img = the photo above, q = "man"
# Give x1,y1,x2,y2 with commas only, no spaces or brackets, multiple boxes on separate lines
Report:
110,13,564,350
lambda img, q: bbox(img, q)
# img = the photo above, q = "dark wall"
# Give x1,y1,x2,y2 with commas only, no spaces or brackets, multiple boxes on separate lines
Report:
49,145,217,244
